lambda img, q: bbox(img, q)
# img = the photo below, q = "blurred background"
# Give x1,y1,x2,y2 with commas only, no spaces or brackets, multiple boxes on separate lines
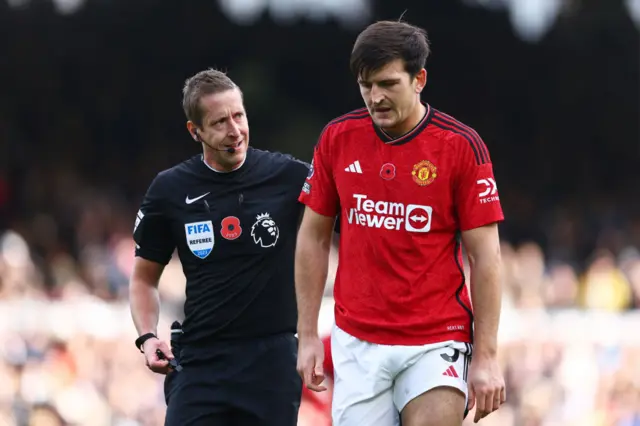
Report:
0,0,639,424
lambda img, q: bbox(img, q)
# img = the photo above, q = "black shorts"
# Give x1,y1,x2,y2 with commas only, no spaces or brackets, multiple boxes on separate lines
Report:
164,333,302,426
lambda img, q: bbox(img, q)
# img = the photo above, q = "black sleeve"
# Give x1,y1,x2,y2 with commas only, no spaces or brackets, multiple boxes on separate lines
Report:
133,173,175,265
287,156,312,184
288,155,341,234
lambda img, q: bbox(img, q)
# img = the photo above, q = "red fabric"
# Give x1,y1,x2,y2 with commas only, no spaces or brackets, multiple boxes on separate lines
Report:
299,106,503,345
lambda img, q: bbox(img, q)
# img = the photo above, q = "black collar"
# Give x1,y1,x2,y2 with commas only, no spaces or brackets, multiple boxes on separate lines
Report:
372,102,433,146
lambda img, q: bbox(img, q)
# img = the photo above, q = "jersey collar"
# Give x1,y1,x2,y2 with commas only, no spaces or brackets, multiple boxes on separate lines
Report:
202,155,247,173
372,102,433,146
198,148,255,179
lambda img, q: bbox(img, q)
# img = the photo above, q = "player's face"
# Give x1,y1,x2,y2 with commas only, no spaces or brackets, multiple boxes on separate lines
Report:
194,88,249,169
358,59,426,136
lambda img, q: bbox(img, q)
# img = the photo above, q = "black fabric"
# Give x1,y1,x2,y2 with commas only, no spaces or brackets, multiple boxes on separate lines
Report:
133,148,309,345
164,333,302,426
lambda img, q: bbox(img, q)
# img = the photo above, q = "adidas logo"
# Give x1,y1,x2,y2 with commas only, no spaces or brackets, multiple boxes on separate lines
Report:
442,366,459,378
345,161,363,174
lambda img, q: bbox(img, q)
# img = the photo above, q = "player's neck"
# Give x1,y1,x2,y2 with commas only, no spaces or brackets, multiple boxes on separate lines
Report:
384,101,426,138
202,151,245,173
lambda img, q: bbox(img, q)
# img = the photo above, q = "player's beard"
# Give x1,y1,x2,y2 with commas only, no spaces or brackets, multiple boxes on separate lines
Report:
373,97,424,137
372,107,401,134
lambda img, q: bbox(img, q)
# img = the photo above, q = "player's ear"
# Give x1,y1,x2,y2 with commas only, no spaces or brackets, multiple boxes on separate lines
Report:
414,69,427,94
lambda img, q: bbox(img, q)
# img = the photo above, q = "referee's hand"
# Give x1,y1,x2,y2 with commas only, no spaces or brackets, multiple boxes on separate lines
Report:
297,336,327,392
142,338,174,375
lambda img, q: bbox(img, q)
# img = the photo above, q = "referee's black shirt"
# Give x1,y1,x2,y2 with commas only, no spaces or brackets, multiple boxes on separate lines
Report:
133,148,309,350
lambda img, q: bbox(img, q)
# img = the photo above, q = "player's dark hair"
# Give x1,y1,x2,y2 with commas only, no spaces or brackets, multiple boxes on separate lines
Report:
182,68,239,126
350,20,430,79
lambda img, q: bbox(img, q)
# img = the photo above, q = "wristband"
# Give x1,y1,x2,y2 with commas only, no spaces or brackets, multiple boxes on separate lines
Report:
135,333,157,352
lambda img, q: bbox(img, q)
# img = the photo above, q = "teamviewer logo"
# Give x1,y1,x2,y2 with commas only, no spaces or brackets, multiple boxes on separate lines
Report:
346,195,433,233
405,204,433,233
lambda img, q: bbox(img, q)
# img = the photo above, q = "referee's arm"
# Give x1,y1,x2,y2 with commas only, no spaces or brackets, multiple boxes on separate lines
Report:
130,257,165,337
130,256,175,374
129,174,175,369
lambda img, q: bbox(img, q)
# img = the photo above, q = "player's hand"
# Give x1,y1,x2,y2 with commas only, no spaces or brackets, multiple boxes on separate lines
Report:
297,335,327,392
142,338,174,375
467,354,505,423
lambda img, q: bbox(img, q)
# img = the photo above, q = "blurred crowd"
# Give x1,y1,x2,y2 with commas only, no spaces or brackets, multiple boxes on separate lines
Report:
1,227,640,425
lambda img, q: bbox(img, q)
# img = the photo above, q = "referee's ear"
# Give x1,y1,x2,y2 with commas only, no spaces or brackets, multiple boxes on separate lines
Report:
186,121,200,142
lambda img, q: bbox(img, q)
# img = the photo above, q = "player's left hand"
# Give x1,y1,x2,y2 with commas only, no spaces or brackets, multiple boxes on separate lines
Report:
467,354,505,423
297,335,327,392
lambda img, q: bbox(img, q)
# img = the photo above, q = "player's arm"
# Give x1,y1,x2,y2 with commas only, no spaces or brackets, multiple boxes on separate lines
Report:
453,130,506,421
295,207,336,337
296,126,339,336
461,223,501,358
291,158,341,236
296,124,339,391
452,132,504,355
129,174,176,371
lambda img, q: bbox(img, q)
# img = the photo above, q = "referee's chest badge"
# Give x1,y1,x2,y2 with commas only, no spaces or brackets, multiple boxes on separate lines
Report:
221,216,242,240
251,213,279,248
184,220,214,259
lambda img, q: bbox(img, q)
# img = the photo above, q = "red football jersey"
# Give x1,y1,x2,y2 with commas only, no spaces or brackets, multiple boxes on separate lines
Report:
299,104,504,345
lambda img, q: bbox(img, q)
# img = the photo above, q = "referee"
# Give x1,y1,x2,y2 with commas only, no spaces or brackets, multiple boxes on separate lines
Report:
129,69,309,426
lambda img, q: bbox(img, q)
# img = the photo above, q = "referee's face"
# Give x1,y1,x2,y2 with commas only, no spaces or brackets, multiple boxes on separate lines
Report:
358,59,425,137
196,88,249,170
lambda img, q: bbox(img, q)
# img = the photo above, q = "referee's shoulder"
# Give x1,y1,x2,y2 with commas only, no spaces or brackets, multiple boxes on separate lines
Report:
148,155,200,190
251,148,309,170
251,148,310,183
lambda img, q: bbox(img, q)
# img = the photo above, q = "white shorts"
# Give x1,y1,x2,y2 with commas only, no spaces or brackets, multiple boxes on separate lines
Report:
331,325,471,426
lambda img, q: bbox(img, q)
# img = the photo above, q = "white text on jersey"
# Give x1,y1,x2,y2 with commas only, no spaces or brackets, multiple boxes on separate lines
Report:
347,194,433,233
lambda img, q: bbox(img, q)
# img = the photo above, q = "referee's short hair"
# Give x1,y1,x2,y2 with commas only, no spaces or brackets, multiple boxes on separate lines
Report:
182,68,239,126
350,20,430,80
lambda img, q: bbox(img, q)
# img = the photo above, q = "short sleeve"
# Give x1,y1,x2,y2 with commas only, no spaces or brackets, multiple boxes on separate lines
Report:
286,156,312,188
298,126,339,217
454,135,504,231
133,174,175,265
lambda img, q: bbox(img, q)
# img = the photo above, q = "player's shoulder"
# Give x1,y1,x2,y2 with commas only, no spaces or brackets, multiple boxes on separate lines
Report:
428,107,490,164
319,107,371,142
428,107,482,143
